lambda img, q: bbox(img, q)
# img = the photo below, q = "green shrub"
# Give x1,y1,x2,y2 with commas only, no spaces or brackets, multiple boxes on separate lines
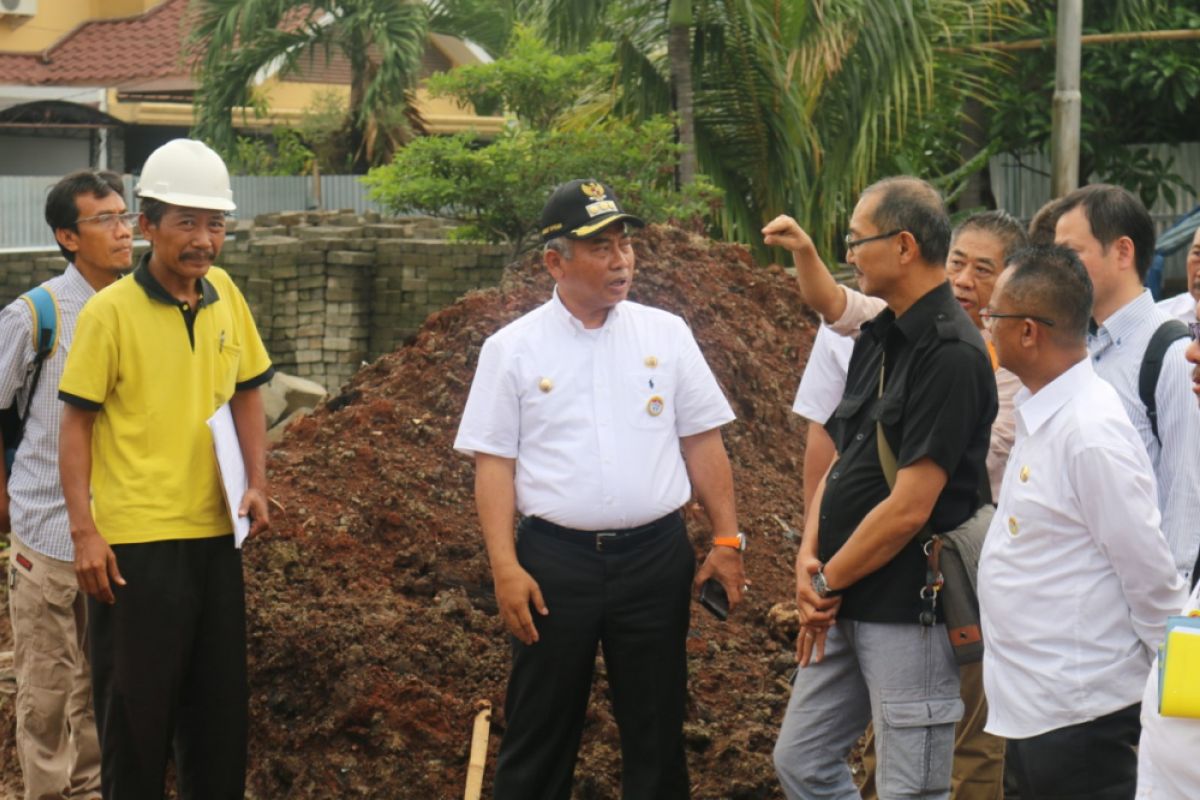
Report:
363,117,720,255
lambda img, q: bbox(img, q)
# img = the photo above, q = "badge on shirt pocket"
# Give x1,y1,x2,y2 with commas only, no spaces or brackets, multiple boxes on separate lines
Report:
627,370,672,428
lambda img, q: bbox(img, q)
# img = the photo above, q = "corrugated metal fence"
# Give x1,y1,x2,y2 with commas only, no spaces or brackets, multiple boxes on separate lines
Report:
989,142,1200,285
0,175,381,250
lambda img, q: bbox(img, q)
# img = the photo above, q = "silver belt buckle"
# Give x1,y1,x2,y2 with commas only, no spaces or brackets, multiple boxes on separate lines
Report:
595,532,617,552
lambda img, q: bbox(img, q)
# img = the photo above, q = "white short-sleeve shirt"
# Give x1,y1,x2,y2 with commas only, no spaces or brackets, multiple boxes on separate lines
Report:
791,324,854,425
454,291,735,530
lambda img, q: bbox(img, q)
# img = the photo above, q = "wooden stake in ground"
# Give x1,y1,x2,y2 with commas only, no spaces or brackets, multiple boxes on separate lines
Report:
463,700,492,800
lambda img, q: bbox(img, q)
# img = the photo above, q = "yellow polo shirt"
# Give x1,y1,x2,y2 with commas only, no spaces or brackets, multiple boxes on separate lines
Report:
59,260,273,545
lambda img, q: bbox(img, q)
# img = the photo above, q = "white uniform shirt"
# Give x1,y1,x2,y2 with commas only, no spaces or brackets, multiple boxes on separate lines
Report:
1137,581,1200,800
979,358,1187,739
1155,291,1197,324
1090,289,1200,582
0,265,96,561
791,325,853,425
454,291,735,531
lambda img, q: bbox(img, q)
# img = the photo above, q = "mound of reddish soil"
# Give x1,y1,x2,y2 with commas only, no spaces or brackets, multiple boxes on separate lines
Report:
0,225,822,799
247,226,819,799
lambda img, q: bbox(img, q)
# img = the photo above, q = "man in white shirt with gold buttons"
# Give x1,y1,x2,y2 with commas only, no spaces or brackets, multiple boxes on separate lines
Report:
455,179,745,800
978,244,1186,800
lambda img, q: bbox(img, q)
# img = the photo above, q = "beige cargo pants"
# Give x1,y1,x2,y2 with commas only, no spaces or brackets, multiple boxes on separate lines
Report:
8,537,101,800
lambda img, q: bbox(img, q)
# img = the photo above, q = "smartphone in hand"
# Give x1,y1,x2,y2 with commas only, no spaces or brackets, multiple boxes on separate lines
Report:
698,578,729,621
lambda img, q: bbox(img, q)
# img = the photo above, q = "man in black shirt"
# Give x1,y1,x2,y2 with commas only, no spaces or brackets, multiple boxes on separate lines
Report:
770,177,998,800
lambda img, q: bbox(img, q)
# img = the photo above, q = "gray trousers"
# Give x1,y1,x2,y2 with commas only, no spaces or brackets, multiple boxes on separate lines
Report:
774,620,963,800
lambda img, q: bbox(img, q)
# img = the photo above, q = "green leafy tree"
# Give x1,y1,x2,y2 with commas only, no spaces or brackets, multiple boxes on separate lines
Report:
226,128,315,176
191,0,430,170
988,0,1200,208
425,0,537,61
426,25,615,130
363,118,720,256
296,89,355,174
529,0,1021,257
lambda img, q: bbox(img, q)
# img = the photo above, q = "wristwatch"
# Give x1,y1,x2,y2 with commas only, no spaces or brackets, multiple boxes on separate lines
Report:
713,532,747,552
811,564,842,598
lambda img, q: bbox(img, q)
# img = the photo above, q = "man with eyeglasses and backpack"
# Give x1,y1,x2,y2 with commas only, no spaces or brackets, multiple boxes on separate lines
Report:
0,169,133,800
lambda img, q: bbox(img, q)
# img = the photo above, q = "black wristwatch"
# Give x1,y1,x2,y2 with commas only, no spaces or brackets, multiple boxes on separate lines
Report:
811,564,842,599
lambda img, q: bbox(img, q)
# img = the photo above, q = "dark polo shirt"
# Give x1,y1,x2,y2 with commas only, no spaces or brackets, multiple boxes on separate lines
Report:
820,281,997,624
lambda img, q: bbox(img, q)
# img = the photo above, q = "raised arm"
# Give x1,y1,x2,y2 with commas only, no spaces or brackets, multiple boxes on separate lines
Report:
763,215,848,323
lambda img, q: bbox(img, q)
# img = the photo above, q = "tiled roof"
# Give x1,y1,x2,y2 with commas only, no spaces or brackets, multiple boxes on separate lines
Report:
0,0,195,87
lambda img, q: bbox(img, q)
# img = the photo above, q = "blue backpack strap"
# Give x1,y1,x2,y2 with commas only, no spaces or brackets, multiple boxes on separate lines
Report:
20,285,59,361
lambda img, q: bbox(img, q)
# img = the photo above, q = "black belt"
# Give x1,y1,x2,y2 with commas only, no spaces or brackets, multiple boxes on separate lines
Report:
522,510,682,553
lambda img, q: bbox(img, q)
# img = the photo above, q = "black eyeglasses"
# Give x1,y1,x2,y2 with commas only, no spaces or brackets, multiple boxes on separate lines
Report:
1189,321,1200,341
844,229,903,252
979,309,1057,328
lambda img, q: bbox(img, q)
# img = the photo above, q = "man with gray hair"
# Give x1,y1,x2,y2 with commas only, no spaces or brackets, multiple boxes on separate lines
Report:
769,177,997,800
455,179,745,799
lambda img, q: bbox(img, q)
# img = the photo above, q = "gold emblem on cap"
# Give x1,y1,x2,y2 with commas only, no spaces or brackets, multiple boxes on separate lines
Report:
646,395,665,417
1019,465,1030,483
581,181,606,200
1007,516,1019,537
644,356,659,368
538,377,553,393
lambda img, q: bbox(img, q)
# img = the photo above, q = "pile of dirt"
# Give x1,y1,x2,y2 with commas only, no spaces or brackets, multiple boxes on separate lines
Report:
0,225,823,799
246,225,820,799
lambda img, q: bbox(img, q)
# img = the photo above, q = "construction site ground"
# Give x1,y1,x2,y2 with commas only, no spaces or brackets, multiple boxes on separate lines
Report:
0,225,830,799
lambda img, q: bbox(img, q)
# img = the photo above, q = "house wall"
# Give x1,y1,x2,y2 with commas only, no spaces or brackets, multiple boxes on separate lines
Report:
0,213,511,391
0,0,94,52
0,134,90,175
0,0,166,53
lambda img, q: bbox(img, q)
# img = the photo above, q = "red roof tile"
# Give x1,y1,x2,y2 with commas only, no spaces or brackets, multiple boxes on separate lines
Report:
0,0,196,86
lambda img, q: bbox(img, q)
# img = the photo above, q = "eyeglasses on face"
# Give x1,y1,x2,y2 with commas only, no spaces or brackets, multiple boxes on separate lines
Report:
979,309,1057,328
844,229,903,252
75,211,139,230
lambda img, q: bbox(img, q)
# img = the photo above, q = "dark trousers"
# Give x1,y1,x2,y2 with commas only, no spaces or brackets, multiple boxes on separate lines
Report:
1004,703,1140,800
493,514,696,800
88,536,248,800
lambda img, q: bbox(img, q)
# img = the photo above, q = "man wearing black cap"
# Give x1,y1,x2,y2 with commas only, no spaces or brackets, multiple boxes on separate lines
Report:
455,179,746,799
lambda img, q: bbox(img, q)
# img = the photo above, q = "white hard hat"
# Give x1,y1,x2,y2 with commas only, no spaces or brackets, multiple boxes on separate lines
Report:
136,139,236,212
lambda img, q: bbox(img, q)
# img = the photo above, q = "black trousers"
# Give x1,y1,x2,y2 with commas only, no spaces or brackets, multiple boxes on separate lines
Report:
88,536,248,800
1005,703,1140,800
493,513,696,800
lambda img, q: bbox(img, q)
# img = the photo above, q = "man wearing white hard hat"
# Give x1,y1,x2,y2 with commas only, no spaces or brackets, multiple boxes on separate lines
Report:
58,139,273,799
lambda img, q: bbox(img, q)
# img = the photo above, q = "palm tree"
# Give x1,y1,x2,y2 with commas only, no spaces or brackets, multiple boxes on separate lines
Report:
532,0,1020,257
667,0,697,186
190,0,432,170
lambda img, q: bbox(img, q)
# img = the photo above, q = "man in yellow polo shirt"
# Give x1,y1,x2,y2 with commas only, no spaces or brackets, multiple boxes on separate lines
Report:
58,139,273,800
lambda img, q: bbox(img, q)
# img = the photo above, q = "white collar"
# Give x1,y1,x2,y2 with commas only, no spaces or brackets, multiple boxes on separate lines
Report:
1013,356,1093,436
549,286,623,334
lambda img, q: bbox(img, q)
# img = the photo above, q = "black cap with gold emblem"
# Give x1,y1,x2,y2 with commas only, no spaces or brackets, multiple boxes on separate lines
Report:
538,179,646,242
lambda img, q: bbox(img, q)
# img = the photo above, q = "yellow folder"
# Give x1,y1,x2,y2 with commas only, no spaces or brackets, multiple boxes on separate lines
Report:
1160,615,1200,718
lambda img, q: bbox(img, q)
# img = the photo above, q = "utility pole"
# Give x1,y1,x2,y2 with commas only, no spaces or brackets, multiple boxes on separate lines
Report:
1051,0,1082,197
